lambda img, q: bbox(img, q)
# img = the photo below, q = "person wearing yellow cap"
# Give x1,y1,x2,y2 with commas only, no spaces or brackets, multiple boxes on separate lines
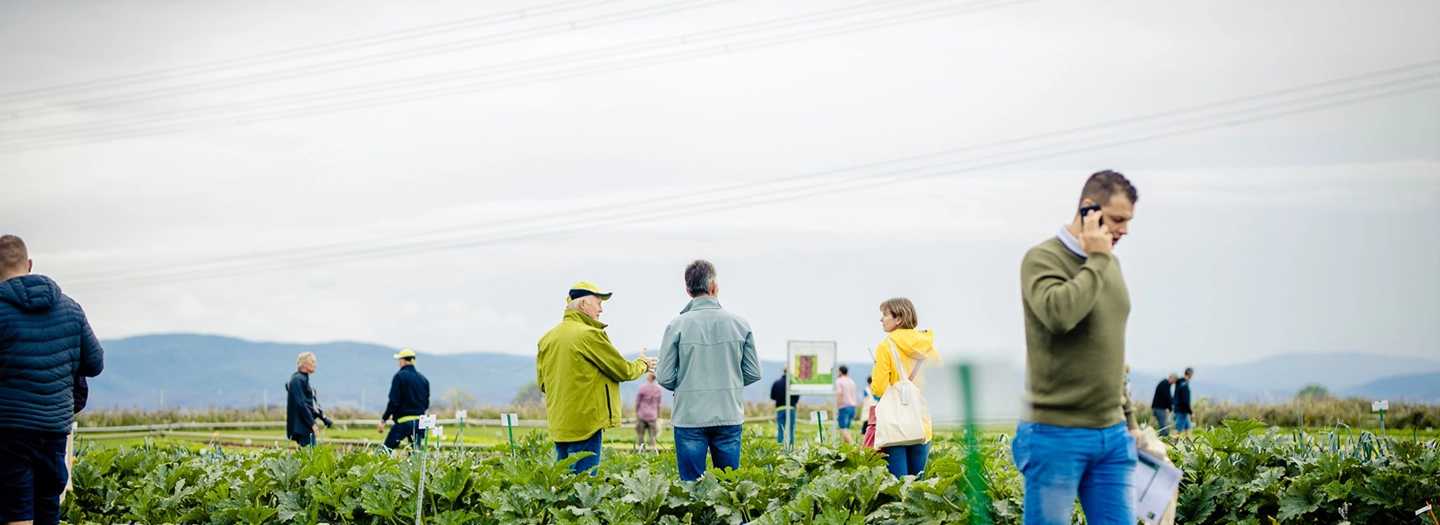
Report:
537,281,656,474
376,348,431,450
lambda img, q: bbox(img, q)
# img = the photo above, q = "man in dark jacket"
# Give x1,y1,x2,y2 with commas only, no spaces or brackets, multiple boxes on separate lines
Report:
287,352,330,447
377,349,430,450
1173,367,1195,438
770,369,799,444
0,234,104,525
1150,373,1177,437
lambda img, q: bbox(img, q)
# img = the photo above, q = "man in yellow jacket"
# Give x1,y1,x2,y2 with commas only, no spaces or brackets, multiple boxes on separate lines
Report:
537,282,656,473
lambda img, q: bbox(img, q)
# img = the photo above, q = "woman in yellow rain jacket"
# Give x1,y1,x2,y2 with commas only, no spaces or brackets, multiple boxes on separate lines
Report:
868,297,943,478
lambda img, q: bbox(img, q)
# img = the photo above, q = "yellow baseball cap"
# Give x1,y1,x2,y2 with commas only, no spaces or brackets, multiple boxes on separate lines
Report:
392,349,417,360
566,281,613,303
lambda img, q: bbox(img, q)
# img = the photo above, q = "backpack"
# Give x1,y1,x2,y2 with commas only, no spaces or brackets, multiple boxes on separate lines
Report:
872,339,930,449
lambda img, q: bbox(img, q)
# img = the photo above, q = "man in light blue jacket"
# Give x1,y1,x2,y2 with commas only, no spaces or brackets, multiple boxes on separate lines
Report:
657,259,763,481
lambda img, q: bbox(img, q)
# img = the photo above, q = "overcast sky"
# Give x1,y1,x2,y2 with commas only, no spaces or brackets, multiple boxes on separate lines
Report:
2,0,1437,372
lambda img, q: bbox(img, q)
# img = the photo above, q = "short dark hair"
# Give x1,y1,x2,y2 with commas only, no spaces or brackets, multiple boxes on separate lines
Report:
403,357,416,364
839,365,849,375
684,259,716,297
0,234,27,271
1184,367,1194,376
1079,170,1138,207
866,376,872,384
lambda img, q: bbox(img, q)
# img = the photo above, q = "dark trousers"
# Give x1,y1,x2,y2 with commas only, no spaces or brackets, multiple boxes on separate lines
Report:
555,430,603,474
674,424,743,481
384,420,427,449
291,432,316,448
1151,408,1171,437
0,430,69,525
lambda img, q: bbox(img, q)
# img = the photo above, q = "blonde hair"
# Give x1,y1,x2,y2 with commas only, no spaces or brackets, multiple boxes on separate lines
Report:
296,352,315,369
880,298,918,330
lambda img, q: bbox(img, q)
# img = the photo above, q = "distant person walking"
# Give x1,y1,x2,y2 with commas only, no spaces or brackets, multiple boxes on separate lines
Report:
1174,367,1195,438
1014,170,1142,525
870,297,942,478
537,282,655,474
657,260,763,481
376,349,431,450
771,370,799,444
0,234,105,525
858,376,877,439
1151,374,1177,437
287,352,331,447
635,372,663,452
835,365,858,444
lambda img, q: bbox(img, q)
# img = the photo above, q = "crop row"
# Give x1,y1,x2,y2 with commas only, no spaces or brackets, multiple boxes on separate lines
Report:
65,420,1440,525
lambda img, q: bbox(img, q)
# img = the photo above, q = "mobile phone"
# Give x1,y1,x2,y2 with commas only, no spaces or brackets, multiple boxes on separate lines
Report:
1079,204,1103,226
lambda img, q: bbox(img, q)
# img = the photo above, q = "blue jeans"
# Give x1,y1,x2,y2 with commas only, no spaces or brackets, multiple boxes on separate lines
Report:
1151,409,1171,437
555,430,603,474
837,406,857,429
674,425,742,481
1011,421,1136,525
0,430,68,525
384,420,428,449
775,408,797,443
1174,412,1193,431
881,442,930,478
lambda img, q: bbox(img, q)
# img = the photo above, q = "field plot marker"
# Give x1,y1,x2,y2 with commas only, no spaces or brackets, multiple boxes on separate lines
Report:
501,413,520,457
812,410,829,443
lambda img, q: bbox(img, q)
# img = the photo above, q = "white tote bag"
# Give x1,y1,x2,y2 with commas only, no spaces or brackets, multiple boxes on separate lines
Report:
873,339,930,449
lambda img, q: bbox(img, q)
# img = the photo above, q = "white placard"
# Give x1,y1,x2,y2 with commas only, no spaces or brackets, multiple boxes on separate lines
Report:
455,410,467,419
1416,504,1432,516
1372,400,1389,411
418,415,438,429
432,426,444,439
500,413,519,427
1132,449,1182,524
787,340,838,395
812,411,829,423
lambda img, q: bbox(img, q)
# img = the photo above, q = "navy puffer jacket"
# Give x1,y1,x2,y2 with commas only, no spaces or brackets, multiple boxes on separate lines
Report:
0,274,105,434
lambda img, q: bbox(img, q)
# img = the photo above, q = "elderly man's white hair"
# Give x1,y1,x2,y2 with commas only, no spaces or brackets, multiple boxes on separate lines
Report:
566,295,599,311
296,351,315,369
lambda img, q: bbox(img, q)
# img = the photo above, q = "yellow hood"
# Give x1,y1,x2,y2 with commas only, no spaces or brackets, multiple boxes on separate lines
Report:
885,328,939,361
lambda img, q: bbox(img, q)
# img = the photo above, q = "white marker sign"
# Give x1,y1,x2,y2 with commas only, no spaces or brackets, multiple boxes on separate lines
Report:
1416,504,1432,516
500,413,520,427
455,410,467,419
418,414,438,429
432,426,444,439
812,411,829,423
1372,400,1389,411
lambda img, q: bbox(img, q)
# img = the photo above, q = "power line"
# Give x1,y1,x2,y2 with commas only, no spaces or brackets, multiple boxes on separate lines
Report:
0,0,734,121
0,0,623,103
0,0,965,142
0,0,1036,151
58,60,1439,282
63,72,1438,291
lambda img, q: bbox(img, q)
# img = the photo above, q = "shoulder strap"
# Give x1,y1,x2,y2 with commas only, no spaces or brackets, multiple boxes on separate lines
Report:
886,339,923,382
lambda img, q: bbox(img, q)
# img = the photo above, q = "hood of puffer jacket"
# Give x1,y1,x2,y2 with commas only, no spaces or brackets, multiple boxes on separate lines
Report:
0,274,59,313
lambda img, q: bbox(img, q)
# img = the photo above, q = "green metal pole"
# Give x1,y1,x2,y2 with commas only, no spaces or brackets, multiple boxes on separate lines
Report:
959,364,993,525
507,421,516,458
817,412,825,444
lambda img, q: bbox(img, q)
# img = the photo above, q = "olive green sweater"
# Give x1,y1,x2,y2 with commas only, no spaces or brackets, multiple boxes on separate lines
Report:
1020,237,1137,429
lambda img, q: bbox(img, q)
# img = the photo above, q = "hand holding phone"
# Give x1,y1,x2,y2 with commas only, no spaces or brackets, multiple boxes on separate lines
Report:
1077,204,1113,255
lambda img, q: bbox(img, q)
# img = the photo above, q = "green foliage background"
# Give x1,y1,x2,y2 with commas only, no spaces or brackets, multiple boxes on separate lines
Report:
65,422,1439,525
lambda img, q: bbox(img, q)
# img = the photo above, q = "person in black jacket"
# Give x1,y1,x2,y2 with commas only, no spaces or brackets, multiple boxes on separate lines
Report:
0,234,104,525
1173,367,1195,438
770,369,800,444
377,349,430,450
287,352,330,447
1150,373,1177,437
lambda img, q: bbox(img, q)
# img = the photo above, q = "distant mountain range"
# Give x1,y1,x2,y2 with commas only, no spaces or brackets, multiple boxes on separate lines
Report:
84,334,1438,411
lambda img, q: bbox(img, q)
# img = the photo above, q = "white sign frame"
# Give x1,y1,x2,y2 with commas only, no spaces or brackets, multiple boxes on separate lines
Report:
1372,400,1389,411
500,413,520,427
786,340,838,395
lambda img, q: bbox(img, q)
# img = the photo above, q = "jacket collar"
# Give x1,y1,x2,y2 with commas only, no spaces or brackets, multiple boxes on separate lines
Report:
563,308,608,329
679,295,722,314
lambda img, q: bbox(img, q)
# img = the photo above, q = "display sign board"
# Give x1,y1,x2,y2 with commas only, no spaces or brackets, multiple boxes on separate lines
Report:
787,340,837,394
500,413,520,427
418,415,438,429
1372,400,1389,412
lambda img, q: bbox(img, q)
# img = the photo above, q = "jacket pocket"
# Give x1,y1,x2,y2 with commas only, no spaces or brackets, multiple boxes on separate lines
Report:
605,386,613,421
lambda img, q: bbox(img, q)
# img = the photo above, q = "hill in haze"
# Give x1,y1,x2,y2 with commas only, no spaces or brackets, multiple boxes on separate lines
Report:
87,334,1439,412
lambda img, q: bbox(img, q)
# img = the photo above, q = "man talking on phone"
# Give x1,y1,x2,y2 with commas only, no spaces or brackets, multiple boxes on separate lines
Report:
1012,170,1141,525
